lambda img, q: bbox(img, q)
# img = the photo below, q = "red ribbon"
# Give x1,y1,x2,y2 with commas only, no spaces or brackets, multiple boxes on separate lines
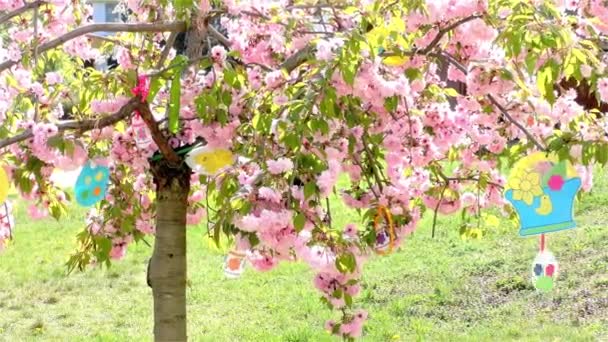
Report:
131,75,150,102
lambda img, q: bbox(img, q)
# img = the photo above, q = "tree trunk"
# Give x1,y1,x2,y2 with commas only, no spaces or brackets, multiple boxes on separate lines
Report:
150,161,191,342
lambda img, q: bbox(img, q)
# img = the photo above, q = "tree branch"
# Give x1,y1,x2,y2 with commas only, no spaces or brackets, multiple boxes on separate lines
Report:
0,21,187,73
420,14,483,54
136,103,180,165
280,45,314,73
0,98,140,149
157,31,178,69
0,0,46,25
207,24,231,47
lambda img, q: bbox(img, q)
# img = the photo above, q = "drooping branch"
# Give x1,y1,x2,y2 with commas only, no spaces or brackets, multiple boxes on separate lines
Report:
0,21,187,73
0,0,46,25
0,98,140,149
435,52,547,151
136,103,181,165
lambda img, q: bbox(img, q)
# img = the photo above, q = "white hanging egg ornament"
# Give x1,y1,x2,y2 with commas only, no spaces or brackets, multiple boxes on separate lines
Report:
532,250,559,292
185,145,235,176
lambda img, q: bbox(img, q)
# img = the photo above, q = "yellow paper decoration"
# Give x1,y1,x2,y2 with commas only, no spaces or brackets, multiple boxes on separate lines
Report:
0,167,8,204
185,146,235,176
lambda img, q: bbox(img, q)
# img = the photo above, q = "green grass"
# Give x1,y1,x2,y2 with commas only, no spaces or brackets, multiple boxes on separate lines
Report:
1,170,608,341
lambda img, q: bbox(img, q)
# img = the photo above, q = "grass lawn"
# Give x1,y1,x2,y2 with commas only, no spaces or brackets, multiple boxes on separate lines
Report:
1,170,608,341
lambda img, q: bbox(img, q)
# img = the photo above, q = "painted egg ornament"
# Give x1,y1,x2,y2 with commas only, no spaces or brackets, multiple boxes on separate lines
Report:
224,249,246,278
532,250,559,292
74,161,110,207
0,166,9,204
185,145,235,176
373,206,395,255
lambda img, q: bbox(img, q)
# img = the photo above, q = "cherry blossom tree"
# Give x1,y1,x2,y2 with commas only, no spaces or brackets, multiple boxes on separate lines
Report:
1,0,608,340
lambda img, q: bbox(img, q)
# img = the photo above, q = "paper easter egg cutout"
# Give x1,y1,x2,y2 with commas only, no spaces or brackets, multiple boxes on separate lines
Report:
531,250,559,292
75,162,110,207
373,206,395,255
224,250,246,278
185,145,235,176
132,114,153,149
504,152,581,236
0,166,8,204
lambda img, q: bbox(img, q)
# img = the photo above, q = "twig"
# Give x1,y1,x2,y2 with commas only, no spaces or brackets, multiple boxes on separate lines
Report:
325,197,332,229
431,185,448,238
156,31,178,69
420,14,483,54
207,24,231,47
486,94,546,151
0,21,187,73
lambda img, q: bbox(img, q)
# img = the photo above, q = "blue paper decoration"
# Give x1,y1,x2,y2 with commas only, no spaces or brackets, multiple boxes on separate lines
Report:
75,161,109,207
504,152,581,237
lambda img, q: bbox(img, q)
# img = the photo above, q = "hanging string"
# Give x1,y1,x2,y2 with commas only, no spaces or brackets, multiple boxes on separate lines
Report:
540,233,546,252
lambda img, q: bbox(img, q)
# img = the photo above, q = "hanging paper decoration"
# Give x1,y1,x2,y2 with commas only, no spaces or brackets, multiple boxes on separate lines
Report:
224,249,246,278
0,201,13,249
185,145,235,176
74,161,110,207
505,152,580,291
532,245,559,292
0,166,8,204
373,206,395,255
132,113,153,149
505,152,581,236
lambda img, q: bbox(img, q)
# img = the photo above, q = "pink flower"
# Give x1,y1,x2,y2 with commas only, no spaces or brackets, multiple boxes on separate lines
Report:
343,223,358,238
45,72,63,85
267,157,294,174
116,47,135,70
211,45,227,63
27,204,48,220
136,219,155,234
258,187,282,203
264,70,285,89
248,251,278,271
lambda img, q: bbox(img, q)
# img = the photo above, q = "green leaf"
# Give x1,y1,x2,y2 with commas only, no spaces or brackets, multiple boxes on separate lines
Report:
335,252,356,273
283,133,300,150
304,182,317,199
293,213,306,232
537,59,559,104
147,77,162,103
169,75,182,133
174,0,194,18
166,55,189,133
595,144,608,165
344,293,353,307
